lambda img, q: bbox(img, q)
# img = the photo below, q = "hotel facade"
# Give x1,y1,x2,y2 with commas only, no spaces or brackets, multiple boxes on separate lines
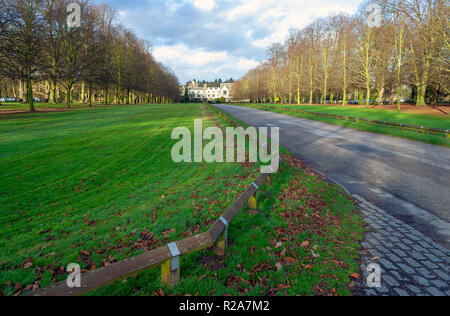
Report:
181,81,236,102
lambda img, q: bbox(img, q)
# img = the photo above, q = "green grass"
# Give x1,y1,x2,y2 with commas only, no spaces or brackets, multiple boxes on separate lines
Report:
0,102,92,112
0,103,363,296
237,104,450,147
91,164,363,296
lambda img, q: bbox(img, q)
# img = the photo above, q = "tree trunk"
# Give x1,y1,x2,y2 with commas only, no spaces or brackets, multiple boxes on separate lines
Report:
416,84,427,106
89,81,93,107
81,82,85,104
323,49,328,105
378,84,385,106
434,84,440,106
19,80,24,102
66,85,72,109
366,85,371,106
12,80,17,99
388,83,396,108
26,76,35,112
116,86,121,104
48,80,53,103
342,41,347,106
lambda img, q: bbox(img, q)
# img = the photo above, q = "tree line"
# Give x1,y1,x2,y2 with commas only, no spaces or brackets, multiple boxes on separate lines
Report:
234,0,449,109
0,0,180,112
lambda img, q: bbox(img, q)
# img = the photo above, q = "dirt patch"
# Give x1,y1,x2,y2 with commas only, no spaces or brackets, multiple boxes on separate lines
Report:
366,104,450,116
199,255,225,272
278,103,450,117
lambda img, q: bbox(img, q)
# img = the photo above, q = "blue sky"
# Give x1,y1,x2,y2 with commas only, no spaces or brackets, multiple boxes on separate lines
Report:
95,0,362,84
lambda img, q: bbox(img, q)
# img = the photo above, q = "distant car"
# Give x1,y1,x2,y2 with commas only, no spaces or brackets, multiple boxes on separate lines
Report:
0,97,5,103
6,97,17,102
33,97,41,102
347,100,358,105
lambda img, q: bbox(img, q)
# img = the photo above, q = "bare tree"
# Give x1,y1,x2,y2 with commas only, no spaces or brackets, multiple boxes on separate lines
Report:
0,0,46,112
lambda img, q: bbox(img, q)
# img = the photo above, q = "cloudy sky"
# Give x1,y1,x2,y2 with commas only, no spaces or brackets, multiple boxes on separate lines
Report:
95,0,362,84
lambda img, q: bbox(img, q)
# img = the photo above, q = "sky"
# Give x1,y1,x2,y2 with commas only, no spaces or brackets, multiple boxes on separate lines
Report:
94,0,362,84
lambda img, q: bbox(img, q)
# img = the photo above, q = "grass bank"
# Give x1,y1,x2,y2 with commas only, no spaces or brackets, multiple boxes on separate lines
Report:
0,103,363,296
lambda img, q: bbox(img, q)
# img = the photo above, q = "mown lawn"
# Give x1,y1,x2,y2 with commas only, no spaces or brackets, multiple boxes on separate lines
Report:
0,102,90,112
238,104,450,147
0,103,363,296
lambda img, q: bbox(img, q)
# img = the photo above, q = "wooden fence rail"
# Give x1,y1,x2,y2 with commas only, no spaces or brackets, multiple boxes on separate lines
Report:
240,104,450,138
26,106,276,296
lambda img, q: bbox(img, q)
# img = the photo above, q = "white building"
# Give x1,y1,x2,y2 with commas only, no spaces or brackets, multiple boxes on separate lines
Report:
181,81,235,102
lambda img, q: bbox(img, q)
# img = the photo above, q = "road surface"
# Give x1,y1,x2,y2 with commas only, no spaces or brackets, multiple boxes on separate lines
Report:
216,105,450,248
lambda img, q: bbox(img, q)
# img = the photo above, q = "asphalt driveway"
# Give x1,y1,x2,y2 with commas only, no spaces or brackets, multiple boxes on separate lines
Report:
216,105,450,248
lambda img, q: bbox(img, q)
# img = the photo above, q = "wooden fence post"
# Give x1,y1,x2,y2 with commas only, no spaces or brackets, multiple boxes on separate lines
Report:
215,216,228,256
215,232,226,257
248,193,257,209
161,243,180,287
265,174,272,186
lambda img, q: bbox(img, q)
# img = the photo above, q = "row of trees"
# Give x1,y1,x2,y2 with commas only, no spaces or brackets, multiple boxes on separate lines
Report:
0,0,180,112
234,0,449,108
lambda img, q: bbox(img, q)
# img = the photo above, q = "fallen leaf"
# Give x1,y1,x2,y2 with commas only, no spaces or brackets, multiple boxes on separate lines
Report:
284,257,296,265
301,241,310,248
275,263,283,271
23,262,33,269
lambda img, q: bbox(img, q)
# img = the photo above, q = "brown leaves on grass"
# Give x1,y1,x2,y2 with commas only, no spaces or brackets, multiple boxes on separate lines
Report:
200,255,225,272
226,275,251,289
153,288,165,296
313,283,338,296
79,250,90,256
282,154,325,180
284,257,297,265
268,168,361,295
23,262,33,269
161,228,176,238
349,273,361,280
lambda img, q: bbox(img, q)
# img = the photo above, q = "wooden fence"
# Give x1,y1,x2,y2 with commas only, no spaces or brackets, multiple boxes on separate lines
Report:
240,104,450,138
26,105,278,296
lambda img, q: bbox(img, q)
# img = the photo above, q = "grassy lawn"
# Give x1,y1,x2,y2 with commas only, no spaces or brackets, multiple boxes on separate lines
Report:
0,103,363,296
237,104,450,147
0,102,90,112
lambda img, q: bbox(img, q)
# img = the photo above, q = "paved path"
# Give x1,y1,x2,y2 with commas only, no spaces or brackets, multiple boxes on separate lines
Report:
216,105,450,248
356,195,449,296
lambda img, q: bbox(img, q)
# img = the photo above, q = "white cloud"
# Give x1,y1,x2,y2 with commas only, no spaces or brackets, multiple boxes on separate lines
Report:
153,43,259,82
224,0,358,48
103,0,361,82
191,0,216,11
